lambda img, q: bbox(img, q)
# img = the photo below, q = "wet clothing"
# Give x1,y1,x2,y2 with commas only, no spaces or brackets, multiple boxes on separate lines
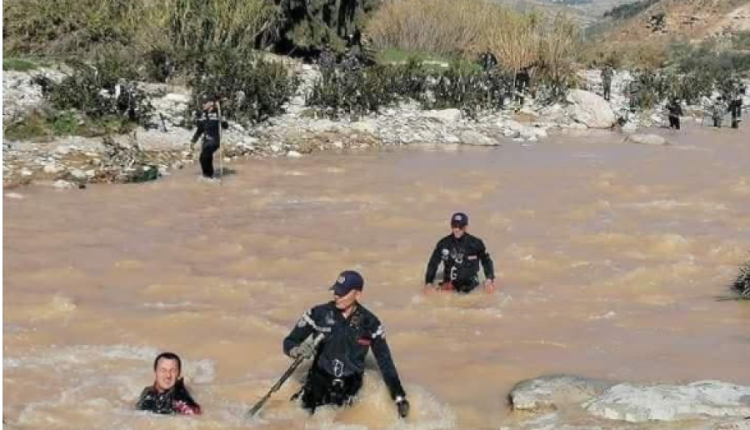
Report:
191,111,228,178
136,379,202,415
425,233,495,293
284,301,406,413
667,101,683,130
601,67,614,101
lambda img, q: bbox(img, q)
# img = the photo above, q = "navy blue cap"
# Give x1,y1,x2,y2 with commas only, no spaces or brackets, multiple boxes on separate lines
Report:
331,270,364,296
450,212,468,227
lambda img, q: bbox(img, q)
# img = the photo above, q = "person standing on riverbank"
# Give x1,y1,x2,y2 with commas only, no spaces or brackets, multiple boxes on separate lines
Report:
601,65,614,102
667,98,683,130
191,95,228,180
424,212,496,294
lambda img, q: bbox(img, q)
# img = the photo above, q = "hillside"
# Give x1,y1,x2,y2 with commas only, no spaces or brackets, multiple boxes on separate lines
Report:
601,0,750,42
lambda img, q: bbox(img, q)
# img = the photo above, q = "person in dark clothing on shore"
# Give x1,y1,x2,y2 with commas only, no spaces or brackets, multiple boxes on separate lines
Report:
136,352,202,415
191,95,228,180
515,67,531,107
601,66,614,102
729,86,744,129
667,98,683,130
283,270,409,418
424,212,496,294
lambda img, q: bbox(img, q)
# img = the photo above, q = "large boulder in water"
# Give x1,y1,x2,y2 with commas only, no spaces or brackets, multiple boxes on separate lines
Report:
626,133,668,146
566,90,616,129
583,380,750,423
509,374,616,412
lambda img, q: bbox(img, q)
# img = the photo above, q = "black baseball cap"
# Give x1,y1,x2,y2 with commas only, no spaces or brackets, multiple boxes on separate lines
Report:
450,212,468,228
331,270,364,296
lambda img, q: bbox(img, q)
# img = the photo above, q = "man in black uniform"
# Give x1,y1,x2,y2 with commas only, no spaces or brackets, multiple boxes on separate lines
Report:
283,270,410,418
191,95,228,180
424,212,496,294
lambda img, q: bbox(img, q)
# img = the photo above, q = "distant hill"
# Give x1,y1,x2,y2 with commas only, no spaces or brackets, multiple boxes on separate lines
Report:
490,0,642,26
596,0,750,42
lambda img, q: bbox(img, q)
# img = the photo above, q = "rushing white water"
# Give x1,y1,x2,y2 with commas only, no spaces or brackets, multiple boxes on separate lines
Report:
4,124,750,430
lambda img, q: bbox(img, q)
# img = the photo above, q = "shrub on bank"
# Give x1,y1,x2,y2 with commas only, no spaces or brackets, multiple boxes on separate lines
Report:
189,49,300,125
731,258,750,299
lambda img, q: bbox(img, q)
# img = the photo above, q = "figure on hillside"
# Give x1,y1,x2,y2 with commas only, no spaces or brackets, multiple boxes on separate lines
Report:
480,51,498,73
136,352,202,415
283,270,410,418
424,212,496,294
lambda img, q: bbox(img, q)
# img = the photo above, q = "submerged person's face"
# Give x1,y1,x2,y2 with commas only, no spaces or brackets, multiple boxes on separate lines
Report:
154,358,180,392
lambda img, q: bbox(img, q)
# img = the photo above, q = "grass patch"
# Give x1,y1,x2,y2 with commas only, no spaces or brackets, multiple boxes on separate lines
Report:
3,111,52,141
3,57,40,71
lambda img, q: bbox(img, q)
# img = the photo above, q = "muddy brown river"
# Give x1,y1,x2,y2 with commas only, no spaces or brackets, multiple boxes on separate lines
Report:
4,125,750,430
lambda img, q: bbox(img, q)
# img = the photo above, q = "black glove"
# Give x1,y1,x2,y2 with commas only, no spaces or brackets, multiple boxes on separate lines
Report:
396,398,410,418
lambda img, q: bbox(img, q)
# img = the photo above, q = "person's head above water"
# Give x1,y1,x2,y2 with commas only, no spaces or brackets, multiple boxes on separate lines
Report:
153,352,182,393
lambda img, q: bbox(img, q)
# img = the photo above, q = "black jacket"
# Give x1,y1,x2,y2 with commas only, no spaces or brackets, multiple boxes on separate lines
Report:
191,112,228,146
425,233,494,285
283,302,406,401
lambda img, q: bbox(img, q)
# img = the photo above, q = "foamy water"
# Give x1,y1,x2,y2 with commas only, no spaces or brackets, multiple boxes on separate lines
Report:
4,124,750,429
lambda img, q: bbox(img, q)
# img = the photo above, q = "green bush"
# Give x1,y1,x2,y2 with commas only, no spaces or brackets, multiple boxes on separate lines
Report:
35,56,153,126
189,49,299,124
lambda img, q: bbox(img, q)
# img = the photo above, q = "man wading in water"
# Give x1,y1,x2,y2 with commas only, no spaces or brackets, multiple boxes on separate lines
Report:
191,94,228,181
136,352,202,415
283,270,410,418
424,212,496,294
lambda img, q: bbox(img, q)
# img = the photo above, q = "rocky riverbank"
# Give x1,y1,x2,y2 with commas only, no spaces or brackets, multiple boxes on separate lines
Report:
3,62,748,189
506,375,750,430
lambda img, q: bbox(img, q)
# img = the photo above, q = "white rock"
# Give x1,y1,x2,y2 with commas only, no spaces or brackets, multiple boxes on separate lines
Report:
584,380,750,423
510,375,615,412
459,130,498,146
351,120,378,134
43,164,60,174
85,170,96,177
4,192,24,199
55,145,71,155
53,180,73,189
286,151,303,158
20,168,33,177
566,90,616,129
69,169,87,180
423,109,462,124
622,122,638,133
626,134,667,146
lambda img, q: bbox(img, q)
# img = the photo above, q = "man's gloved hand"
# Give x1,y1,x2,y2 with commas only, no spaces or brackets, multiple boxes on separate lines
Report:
289,337,317,359
396,397,410,418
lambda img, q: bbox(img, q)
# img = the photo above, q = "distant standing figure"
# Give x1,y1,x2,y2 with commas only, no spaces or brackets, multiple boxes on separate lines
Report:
601,66,614,102
712,97,727,128
729,87,744,129
666,98,683,130
515,67,531,106
191,95,229,180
